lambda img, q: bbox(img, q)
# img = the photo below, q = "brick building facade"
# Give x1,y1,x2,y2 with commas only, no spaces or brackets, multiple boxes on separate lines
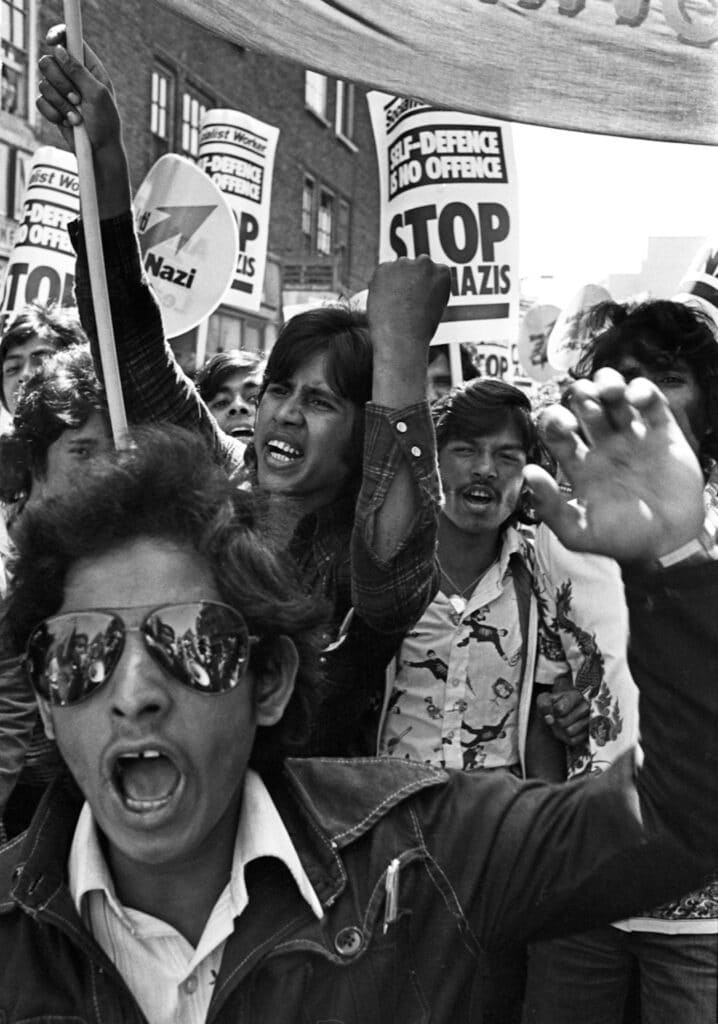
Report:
1,0,380,366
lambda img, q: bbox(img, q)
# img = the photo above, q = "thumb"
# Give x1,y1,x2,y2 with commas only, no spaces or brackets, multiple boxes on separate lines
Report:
536,691,555,725
46,25,113,93
523,465,586,551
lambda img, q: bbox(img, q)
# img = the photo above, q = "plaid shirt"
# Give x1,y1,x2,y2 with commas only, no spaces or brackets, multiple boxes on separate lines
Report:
71,213,440,754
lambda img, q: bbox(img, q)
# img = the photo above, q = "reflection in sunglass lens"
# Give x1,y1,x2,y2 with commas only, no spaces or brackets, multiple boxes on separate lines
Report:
142,603,249,694
27,602,251,706
27,612,124,705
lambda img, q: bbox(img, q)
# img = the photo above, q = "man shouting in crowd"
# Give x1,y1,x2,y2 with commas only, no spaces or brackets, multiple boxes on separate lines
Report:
1,367,717,1021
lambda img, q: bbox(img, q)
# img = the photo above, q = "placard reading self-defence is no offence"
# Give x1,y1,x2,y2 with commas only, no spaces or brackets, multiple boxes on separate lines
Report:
368,94,520,368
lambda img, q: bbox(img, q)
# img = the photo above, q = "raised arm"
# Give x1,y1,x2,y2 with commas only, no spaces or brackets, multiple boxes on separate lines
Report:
524,369,705,563
418,378,717,944
350,258,448,631
36,31,244,476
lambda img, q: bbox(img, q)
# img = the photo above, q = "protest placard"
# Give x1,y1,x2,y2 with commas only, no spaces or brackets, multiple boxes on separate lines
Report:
198,109,280,313
0,146,79,328
368,93,519,379
547,283,612,372
134,154,239,337
518,304,561,382
674,241,718,326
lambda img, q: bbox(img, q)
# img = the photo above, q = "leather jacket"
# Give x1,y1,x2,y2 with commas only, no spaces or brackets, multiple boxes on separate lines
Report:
1,748,716,1022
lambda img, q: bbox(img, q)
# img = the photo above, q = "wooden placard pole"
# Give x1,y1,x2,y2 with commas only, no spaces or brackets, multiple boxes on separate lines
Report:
63,0,129,448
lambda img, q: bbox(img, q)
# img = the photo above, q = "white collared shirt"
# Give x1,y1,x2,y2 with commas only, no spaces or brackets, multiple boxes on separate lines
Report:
68,769,323,1024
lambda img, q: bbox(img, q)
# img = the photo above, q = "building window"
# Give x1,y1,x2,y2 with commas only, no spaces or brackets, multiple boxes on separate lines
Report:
335,80,355,143
150,63,175,159
317,189,333,255
1,0,28,117
337,198,351,278
304,71,328,120
206,310,267,356
181,86,211,158
301,176,315,242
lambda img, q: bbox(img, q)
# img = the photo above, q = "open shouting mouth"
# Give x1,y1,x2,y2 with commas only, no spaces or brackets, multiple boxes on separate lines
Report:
111,747,183,815
462,484,498,509
263,438,304,466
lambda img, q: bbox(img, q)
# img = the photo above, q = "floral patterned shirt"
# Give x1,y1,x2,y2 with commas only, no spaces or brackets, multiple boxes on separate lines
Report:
381,527,567,772
534,470,718,932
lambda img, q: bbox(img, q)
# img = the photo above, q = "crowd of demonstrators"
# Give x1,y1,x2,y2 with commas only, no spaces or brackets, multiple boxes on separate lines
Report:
0,344,111,838
0,23,706,1024
38,33,447,759
1,379,718,1020
524,299,718,1024
0,302,90,590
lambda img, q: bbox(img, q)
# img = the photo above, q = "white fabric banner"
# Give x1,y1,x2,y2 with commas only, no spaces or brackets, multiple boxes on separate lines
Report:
154,0,718,144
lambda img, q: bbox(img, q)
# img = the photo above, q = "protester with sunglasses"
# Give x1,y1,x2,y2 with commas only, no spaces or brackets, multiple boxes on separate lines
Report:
2,373,718,1019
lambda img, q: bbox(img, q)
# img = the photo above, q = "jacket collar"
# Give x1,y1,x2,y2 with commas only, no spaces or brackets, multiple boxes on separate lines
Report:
1,758,447,918
267,757,447,908
1,773,83,915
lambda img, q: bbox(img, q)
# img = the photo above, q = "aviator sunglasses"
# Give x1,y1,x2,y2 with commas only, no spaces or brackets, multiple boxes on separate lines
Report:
25,601,257,707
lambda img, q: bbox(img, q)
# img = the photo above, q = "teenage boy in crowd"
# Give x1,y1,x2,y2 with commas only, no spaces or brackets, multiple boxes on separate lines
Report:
0,346,112,836
0,302,87,419
379,378,587,1023
0,303,88,589
1,370,718,1021
36,33,448,756
380,378,585,780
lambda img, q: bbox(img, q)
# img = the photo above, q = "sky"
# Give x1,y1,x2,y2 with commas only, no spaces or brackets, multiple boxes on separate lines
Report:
512,123,718,302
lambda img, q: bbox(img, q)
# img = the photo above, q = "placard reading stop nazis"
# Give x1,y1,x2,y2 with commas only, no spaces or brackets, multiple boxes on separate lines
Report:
368,94,519,376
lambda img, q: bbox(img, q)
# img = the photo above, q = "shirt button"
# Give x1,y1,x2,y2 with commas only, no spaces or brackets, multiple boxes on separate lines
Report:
183,975,198,995
411,445,421,457
335,925,364,957
396,421,407,433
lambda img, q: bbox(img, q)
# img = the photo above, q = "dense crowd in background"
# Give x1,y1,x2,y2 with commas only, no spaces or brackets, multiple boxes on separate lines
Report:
0,26,715,1024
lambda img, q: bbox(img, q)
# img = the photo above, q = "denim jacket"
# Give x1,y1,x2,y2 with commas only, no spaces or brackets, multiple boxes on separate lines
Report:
1,690,716,1024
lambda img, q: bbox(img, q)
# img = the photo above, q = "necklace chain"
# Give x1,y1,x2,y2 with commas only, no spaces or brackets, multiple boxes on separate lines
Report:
437,559,485,599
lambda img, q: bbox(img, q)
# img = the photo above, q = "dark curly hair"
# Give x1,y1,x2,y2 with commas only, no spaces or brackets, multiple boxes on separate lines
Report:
573,299,718,462
0,301,88,411
4,424,328,769
432,377,541,525
0,344,107,504
196,349,263,404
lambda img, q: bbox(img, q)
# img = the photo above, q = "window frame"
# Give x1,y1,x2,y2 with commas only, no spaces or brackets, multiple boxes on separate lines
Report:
180,82,212,158
301,174,316,246
1,0,29,118
334,79,357,149
316,187,334,256
150,61,175,143
304,70,329,123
